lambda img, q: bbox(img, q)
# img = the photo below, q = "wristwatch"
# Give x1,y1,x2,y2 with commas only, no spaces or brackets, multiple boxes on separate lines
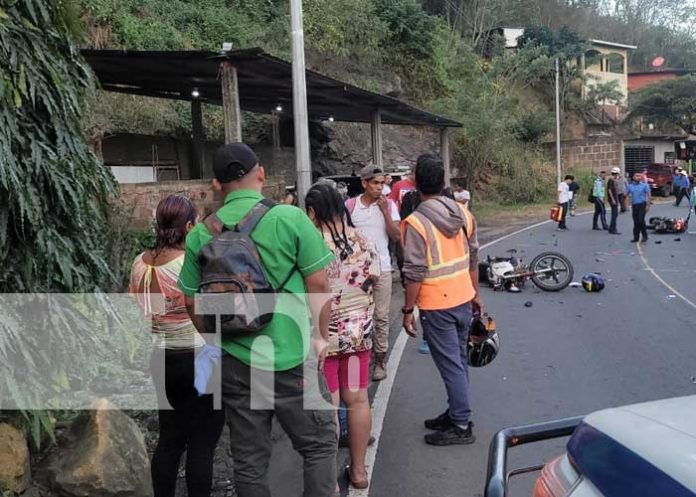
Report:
402,306,414,315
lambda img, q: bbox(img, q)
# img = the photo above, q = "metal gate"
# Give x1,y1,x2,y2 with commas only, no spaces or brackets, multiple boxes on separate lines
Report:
624,146,654,175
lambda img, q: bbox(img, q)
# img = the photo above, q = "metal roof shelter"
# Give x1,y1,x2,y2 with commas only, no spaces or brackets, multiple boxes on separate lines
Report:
82,48,461,181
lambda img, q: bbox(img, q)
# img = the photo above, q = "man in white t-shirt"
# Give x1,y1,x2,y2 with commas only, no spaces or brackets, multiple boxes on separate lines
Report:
382,174,393,196
347,165,401,380
557,175,573,231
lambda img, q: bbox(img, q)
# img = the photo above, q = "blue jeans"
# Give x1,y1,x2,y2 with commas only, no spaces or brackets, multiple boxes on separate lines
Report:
338,402,348,437
593,198,608,229
419,302,473,425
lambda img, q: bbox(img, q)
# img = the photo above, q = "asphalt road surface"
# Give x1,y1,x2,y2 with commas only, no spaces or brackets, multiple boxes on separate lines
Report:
368,202,696,497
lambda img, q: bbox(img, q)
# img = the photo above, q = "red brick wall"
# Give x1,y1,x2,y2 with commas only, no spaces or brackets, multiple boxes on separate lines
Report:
628,72,680,93
118,178,286,229
558,137,623,172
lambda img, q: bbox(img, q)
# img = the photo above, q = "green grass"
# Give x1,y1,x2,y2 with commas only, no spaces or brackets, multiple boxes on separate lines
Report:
472,200,555,226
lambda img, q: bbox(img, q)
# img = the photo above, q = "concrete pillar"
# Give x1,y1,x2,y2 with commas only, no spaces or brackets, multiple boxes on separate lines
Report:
191,99,205,179
220,62,242,143
371,108,383,166
440,127,451,185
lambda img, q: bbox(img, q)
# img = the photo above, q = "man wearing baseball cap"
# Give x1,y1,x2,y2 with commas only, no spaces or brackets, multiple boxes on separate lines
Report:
346,164,401,380
178,143,338,497
607,167,622,235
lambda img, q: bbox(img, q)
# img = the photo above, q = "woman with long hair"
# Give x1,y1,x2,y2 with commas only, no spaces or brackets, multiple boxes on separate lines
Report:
305,183,379,489
129,195,224,497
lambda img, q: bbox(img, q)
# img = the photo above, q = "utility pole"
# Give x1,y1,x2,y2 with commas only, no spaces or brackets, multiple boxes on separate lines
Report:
555,57,562,186
290,0,311,208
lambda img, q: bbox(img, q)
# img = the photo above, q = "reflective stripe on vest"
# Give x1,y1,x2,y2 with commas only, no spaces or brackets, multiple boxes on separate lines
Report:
403,203,475,310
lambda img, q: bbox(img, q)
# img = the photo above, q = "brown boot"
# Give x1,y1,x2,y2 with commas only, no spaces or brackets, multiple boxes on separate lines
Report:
372,352,387,381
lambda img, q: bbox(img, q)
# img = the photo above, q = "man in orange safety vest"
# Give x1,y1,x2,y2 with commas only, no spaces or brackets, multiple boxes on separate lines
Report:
401,156,485,446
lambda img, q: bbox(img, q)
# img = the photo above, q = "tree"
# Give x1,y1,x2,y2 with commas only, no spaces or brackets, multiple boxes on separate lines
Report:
586,80,624,107
0,1,149,447
0,0,116,292
630,76,696,134
517,26,589,116
429,42,557,202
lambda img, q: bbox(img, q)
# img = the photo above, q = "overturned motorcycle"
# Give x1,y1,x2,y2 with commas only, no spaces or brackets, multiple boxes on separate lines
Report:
478,251,574,292
648,216,688,234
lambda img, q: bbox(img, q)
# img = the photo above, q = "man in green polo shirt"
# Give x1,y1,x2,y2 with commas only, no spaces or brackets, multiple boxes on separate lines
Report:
178,143,336,497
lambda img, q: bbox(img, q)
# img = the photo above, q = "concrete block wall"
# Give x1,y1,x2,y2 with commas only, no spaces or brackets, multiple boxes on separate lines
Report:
558,137,623,172
117,178,286,230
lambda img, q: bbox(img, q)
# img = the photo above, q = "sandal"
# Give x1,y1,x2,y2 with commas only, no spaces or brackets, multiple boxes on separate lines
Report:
345,466,369,489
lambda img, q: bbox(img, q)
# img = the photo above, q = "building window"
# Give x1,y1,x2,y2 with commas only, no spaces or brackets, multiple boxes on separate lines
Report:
624,146,655,174
664,151,675,164
585,50,603,72
605,53,625,74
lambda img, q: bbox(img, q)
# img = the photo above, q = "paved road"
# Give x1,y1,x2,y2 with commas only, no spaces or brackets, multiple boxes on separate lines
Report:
369,202,696,497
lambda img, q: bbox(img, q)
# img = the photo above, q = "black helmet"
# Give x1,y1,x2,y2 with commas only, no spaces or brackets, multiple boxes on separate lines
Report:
467,313,499,367
581,273,605,292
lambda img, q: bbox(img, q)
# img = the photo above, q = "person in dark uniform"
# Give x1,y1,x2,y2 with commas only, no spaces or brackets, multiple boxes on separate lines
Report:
607,167,621,235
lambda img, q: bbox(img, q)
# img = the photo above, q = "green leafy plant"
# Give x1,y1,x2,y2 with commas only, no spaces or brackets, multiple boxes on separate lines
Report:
0,0,145,448
0,0,116,292
630,75,696,134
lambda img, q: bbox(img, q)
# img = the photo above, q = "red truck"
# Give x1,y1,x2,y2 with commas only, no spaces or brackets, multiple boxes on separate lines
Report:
645,163,675,197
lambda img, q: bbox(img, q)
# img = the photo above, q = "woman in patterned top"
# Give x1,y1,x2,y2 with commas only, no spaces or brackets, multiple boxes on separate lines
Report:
305,183,379,490
129,195,224,497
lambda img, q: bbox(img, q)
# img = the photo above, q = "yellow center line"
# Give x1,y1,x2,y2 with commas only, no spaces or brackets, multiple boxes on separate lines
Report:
636,241,696,312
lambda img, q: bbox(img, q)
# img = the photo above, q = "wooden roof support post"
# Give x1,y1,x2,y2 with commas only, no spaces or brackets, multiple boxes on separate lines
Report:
371,108,383,166
221,61,242,143
191,98,205,179
271,110,281,150
440,127,451,186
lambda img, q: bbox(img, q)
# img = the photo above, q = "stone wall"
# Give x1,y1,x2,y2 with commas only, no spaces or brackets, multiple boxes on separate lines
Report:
118,178,286,230
556,136,623,172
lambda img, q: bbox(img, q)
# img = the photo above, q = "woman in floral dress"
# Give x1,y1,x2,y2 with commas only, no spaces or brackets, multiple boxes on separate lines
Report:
305,183,379,489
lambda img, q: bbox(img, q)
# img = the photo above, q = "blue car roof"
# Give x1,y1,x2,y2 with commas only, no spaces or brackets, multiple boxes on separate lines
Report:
568,395,696,496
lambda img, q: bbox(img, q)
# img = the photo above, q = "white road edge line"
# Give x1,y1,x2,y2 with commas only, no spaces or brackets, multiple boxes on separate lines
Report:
636,241,696,311
349,325,409,497
350,214,579,497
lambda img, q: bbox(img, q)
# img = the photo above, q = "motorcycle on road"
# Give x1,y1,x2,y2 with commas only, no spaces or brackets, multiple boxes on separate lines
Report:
479,251,574,293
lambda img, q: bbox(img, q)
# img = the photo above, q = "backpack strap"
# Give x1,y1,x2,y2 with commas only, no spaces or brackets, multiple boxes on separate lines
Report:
202,213,225,237
387,198,397,217
346,196,357,216
234,198,277,234
236,198,299,291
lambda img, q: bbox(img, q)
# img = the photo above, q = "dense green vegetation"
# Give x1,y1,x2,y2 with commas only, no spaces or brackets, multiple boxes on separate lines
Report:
75,0,696,204
0,0,148,447
630,76,696,134
4,0,696,451
0,0,114,292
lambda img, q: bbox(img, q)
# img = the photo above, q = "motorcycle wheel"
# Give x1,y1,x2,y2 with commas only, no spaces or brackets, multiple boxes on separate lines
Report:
529,252,574,292
647,217,660,230
478,262,490,283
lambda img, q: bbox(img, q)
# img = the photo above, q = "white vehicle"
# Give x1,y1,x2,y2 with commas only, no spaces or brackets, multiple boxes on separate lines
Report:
485,396,696,497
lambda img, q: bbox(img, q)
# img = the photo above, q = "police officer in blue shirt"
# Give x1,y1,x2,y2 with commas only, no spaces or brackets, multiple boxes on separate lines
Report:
627,171,652,243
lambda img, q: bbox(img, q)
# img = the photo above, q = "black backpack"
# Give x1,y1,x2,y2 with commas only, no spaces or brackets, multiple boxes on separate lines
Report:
197,199,295,336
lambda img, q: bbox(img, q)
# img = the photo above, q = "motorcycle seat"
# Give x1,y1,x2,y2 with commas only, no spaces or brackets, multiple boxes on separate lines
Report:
489,256,514,263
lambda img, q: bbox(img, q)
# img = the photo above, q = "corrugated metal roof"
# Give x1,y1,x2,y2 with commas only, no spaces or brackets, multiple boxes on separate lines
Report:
81,48,461,128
